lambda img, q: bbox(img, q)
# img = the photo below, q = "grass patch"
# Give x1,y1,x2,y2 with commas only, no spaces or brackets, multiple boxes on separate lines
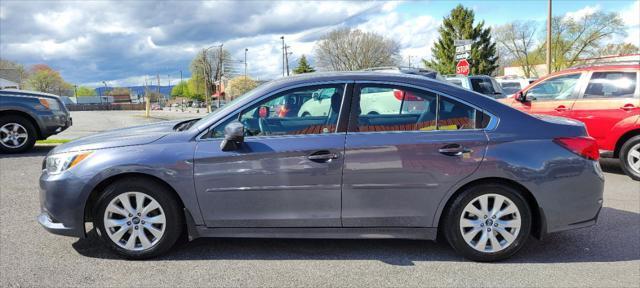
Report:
36,139,71,144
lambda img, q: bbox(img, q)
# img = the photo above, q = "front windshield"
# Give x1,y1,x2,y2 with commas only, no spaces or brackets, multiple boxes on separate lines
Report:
190,81,273,129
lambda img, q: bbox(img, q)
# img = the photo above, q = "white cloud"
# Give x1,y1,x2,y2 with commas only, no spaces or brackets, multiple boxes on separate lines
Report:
564,5,600,21
357,12,440,66
621,0,640,27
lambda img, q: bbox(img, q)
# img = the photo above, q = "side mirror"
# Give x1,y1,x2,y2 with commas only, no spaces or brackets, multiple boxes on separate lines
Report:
220,121,245,151
515,91,527,102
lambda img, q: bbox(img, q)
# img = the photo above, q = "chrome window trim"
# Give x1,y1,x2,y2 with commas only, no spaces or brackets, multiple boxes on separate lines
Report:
351,80,499,133
197,80,351,141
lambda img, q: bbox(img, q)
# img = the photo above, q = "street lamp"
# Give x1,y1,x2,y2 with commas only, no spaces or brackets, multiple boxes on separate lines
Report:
101,81,108,104
244,48,248,79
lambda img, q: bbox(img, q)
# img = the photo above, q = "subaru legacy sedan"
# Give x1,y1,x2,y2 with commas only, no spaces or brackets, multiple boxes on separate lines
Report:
39,72,604,262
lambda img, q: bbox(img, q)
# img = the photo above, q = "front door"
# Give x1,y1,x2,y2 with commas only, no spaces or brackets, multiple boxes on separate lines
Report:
194,83,350,227
511,72,584,117
341,83,489,227
570,71,639,141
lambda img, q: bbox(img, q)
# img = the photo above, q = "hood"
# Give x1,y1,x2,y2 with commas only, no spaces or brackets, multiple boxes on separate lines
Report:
51,119,186,154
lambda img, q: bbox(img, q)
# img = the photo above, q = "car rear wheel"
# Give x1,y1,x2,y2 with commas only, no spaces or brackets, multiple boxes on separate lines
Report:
0,115,37,154
94,178,183,259
619,135,640,181
443,183,532,262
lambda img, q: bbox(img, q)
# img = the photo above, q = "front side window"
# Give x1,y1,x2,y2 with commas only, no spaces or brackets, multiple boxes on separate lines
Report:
526,73,581,100
583,72,637,99
353,84,490,132
236,84,345,137
500,82,522,95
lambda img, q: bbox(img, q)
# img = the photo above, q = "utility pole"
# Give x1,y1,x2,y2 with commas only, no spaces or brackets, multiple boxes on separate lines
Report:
280,36,285,77
408,55,413,68
244,48,248,79
144,77,150,117
156,74,160,105
285,45,291,76
546,0,552,75
217,44,223,111
180,70,183,83
202,48,211,113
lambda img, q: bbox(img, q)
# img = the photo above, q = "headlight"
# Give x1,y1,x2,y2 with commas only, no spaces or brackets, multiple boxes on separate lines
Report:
37,97,61,111
45,151,93,175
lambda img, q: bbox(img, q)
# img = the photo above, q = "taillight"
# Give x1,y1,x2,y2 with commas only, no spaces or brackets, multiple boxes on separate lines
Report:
393,90,422,101
553,137,599,161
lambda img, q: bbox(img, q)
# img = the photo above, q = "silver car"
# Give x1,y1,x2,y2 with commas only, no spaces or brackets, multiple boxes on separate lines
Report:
38,72,604,261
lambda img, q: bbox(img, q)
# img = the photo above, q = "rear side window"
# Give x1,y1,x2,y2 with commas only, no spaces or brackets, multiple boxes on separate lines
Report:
352,84,491,133
470,78,498,95
583,72,637,99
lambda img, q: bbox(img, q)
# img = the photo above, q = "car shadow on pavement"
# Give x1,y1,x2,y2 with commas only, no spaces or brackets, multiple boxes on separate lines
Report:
0,145,54,158
72,207,639,265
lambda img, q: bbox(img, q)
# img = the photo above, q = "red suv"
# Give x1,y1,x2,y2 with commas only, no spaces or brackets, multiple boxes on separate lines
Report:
499,63,640,180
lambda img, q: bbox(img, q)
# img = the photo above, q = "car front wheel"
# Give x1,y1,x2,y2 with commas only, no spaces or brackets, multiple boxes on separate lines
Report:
94,178,183,259
443,183,532,262
620,135,640,181
0,115,37,153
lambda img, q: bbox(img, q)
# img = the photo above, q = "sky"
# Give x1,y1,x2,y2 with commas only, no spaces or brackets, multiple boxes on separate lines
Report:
0,0,638,87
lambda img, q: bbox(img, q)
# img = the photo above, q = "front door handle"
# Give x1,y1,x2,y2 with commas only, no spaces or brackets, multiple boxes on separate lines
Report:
307,150,339,162
621,104,636,111
438,144,470,156
555,105,569,112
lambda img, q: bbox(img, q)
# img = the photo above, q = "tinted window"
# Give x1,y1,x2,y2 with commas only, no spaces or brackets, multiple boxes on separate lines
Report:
353,85,489,132
470,78,500,96
584,72,637,99
501,82,522,95
238,84,345,137
527,73,581,100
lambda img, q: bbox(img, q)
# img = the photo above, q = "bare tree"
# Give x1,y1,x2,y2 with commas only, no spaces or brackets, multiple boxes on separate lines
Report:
314,28,400,71
494,21,542,78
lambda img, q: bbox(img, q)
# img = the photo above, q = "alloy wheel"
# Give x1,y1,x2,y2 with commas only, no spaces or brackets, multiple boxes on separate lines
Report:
626,143,640,174
103,192,166,251
0,123,28,148
459,193,521,253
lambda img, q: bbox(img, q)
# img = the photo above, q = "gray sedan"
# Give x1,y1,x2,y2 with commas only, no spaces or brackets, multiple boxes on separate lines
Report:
38,72,604,261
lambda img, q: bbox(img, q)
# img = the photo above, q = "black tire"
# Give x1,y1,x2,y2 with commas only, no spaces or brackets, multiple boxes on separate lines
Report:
301,112,311,117
94,178,184,259
443,183,532,262
0,115,37,154
619,135,640,181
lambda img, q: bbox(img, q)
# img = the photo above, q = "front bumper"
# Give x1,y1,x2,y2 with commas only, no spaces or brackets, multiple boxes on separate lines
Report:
40,111,72,138
38,171,86,238
37,212,80,237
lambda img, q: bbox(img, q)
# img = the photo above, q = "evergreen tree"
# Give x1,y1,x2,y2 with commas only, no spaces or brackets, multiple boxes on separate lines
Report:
293,55,316,74
425,5,498,75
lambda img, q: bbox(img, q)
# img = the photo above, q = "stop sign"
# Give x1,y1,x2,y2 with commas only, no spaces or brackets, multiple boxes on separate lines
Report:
456,59,470,76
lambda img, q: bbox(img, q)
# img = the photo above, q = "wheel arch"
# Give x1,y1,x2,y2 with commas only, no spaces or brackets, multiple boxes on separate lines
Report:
435,177,546,239
0,109,42,139
83,172,187,225
614,128,640,158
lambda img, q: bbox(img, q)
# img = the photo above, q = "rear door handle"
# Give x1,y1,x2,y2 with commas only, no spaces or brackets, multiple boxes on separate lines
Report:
621,104,636,111
438,144,470,156
307,150,339,162
555,105,569,112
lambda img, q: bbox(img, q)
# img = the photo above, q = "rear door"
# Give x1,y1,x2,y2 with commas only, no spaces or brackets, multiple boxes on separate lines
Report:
570,70,640,141
511,72,585,117
341,83,490,227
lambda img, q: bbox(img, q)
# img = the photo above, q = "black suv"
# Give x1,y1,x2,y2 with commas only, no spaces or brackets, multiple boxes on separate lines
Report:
0,89,72,153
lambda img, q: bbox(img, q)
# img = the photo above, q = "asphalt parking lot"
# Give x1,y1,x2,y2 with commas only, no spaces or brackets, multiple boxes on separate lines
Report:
1,145,638,287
